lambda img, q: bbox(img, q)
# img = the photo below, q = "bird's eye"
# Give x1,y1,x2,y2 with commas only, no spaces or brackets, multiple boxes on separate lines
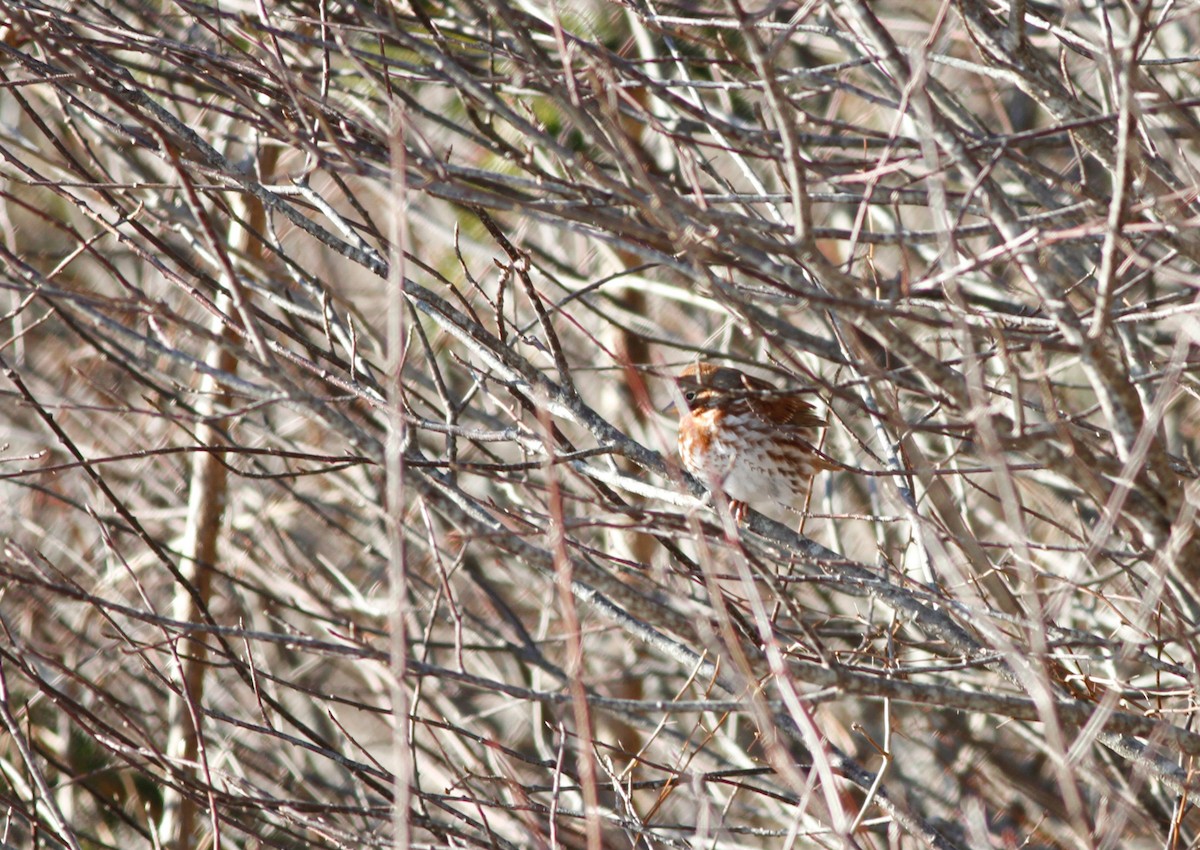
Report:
684,390,696,402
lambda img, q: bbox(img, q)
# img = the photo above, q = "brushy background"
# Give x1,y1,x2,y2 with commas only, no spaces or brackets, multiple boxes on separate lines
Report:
2,1,1200,848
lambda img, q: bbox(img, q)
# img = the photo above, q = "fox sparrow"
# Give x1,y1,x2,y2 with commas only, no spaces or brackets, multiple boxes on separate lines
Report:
670,363,833,521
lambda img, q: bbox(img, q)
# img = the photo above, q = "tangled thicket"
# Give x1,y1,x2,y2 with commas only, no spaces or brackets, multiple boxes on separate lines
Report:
3,1,1200,848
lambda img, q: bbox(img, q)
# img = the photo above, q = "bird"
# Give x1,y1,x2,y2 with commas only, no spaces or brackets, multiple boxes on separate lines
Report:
668,362,834,522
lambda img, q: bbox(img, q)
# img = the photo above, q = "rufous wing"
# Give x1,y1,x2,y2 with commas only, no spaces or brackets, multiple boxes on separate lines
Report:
739,372,825,429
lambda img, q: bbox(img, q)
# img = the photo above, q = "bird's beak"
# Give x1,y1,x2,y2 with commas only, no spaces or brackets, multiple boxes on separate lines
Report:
661,382,686,416
660,376,689,417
